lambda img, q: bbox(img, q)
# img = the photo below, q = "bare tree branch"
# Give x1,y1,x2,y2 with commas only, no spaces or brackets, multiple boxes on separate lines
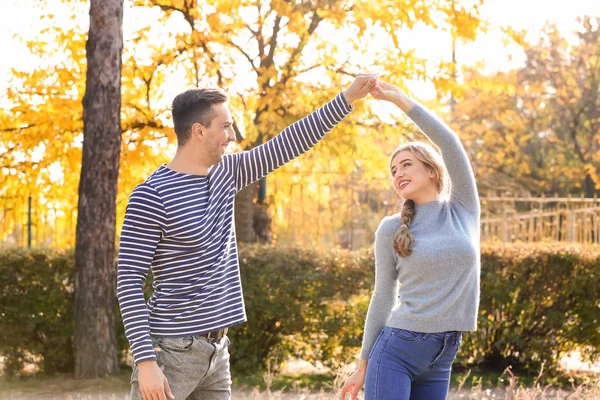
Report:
232,121,244,143
1,124,38,133
265,15,282,68
244,22,259,38
227,39,257,70
122,118,165,133
0,145,19,158
152,0,224,85
279,11,323,85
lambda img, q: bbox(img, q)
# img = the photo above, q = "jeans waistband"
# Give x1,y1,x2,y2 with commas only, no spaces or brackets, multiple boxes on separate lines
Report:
432,330,462,345
390,327,462,345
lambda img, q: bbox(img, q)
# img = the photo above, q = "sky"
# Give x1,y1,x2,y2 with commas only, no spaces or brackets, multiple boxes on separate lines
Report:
0,0,599,102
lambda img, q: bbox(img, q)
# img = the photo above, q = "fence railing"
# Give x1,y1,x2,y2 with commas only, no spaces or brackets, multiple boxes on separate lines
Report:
0,196,76,250
273,180,600,248
481,194,600,244
1,192,599,250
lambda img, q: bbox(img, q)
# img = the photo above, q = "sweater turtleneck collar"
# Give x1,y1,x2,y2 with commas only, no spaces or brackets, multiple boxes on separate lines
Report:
414,199,444,214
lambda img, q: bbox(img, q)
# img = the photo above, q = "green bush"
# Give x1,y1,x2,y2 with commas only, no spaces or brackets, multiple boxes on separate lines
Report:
230,245,373,373
0,249,75,376
458,243,600,374
0,249,145,376
232,243,600,375
0,243,598,377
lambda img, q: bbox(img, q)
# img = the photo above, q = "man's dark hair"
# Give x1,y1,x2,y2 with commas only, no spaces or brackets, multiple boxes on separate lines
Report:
171,88,229,145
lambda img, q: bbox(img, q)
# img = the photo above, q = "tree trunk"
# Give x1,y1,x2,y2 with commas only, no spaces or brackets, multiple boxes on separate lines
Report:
235,112,274,243
253,203,272,243
584,174,596,198
235,182,273,244
235,184,257,243
74,0,123,379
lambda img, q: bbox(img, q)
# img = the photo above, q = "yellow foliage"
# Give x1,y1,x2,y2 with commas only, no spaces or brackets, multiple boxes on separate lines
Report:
0,0,491,247
451,17,600,196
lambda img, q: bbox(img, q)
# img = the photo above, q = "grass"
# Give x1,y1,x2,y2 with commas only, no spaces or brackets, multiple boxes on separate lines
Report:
233,366,589,392
450,365,574,389
233,371,336,391
1,367,599,399
0,368,583,391
0,370,131,394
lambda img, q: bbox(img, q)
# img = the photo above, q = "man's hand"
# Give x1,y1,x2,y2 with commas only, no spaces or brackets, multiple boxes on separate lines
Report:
342,73,378,104
138,360,175,400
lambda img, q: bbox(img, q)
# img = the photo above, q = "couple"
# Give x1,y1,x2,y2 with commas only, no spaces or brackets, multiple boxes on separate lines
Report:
117,74,480,400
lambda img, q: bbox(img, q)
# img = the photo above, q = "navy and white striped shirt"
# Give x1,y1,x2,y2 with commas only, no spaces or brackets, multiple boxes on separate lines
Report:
117,93,352,364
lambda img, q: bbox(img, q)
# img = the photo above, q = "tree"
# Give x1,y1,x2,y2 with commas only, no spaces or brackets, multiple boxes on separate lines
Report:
525,17,600,197
74,0,123,378
452,17,600,197
434,0,486,111
0,0,488,249
130,0,489,242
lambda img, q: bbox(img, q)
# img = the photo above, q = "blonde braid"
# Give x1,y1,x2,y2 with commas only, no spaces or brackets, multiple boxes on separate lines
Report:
393,199,416,258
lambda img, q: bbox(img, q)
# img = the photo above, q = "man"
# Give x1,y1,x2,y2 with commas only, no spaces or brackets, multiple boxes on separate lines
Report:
117,74,376,400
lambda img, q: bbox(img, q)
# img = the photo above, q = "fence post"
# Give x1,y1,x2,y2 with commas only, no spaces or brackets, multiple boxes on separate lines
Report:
569,207,575,243
568,194,575,243
27,195,32,249
503,208,508,243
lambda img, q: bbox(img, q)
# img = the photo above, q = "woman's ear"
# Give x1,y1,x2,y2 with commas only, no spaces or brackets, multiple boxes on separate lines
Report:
426,166,436,179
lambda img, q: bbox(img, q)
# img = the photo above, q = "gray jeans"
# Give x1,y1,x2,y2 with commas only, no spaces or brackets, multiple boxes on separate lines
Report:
130,335,231,400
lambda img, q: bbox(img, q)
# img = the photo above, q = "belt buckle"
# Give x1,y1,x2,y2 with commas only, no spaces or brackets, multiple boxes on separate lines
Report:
206,329,227,342
207,328,227,342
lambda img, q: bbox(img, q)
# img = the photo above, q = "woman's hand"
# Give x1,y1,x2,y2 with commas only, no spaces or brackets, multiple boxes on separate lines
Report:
370,80,415,113
340,366,367,400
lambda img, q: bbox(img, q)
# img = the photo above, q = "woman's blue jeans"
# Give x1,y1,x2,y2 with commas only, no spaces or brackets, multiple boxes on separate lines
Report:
364,326,462,400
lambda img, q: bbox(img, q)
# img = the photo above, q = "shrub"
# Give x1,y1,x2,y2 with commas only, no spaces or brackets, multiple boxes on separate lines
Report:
458,243,600,374
1,243,598,377
0,249,75,376
233,243,600,375
230,245,373,373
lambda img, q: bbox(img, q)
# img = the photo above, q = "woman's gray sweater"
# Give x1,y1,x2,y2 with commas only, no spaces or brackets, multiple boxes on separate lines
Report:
360,103,481,360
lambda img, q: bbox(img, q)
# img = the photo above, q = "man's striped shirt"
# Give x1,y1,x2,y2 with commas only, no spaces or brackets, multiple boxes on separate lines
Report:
117,93,352,364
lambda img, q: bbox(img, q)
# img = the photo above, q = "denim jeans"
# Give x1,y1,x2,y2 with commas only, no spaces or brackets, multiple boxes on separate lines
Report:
365,327,462,400
130,335,231,400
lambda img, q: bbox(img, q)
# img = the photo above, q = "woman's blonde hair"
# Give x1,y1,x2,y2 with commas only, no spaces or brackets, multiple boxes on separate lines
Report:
391,142,447,258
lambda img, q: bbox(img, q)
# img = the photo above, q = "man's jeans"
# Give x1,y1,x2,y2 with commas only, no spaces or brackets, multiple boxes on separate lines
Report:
365,327,462,400
130,335,231,400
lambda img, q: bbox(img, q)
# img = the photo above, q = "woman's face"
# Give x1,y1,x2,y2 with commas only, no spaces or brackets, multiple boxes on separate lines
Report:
390,150,437,201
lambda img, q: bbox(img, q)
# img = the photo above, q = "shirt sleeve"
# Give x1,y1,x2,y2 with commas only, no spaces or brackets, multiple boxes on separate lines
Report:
226,92,353,192
116,183,166,365
360,217,399,360
406,104,480,215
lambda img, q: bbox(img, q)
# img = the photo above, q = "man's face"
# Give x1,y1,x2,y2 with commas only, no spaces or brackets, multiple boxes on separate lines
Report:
201,102,235,164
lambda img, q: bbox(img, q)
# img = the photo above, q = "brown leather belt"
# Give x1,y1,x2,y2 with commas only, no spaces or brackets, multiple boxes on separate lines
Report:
199,327,228,341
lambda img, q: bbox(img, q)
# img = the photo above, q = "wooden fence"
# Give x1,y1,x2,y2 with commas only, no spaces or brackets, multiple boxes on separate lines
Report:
1,190,599,249
273,175,600,248
481,194,600,244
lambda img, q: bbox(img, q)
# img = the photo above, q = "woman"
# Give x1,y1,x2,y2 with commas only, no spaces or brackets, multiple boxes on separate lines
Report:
340,80,480,400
